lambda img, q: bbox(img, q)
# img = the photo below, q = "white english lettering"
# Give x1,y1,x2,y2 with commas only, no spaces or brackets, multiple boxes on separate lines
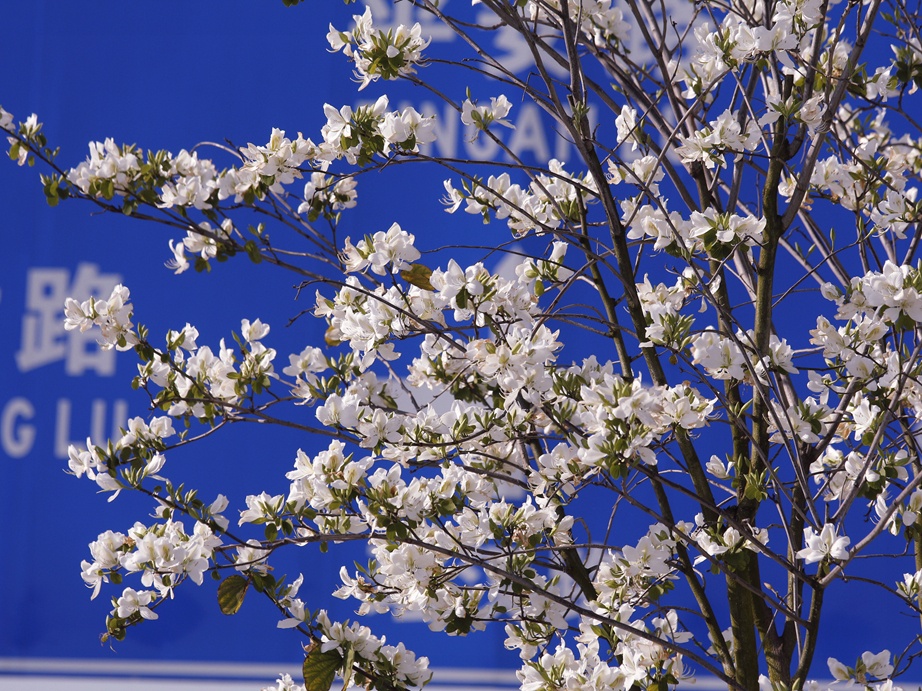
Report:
507,103,550,162
54,398,73,460
1,398,36,458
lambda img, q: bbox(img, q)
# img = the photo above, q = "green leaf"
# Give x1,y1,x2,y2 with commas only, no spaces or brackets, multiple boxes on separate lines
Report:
265,523,278,541
534,280,544,297
244,240,263,264
341,643,355,690
400,263,435,291
217,574,249,615
303,645,343,691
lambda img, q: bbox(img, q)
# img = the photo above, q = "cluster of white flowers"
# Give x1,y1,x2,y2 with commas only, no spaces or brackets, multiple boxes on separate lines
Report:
561,363,714,470
2,110,46,167
318,610,432,687
624,199,766,259
81,519,222,627
670,15,772,98
827,650,895,686
281,344,334,404
65,126,321,215
226,127,319,200
812,447,908,506
796,524,850,564
166,219,234,274
810,313,889,386
897,569,922,604
522,0,630,49
271,575,435,690
677,108,762,170
767,396,833,444
315,230,554,373
795,148,919,236
66,417,174,500
114,416,175,453
806,266,922,453
593,525,679,612
158,149,220,210
340,222,420,275
671,0,831,99
320,95,436,165
461,95,514,131
690,514,770,566
327,7,429,90
315,276,411,365
516,241,573,296
782,104,921,235
636,271,697,348
67,138,142,196
514,612,694,691
63,284,137,351
320,491,575,648
298,172,357,220
139,318,276,421
835,262,922,326
443,159,598,236
876,485,922,537
621,201,686,253
691,329,796,383
688,208,765,248
608,157,666,208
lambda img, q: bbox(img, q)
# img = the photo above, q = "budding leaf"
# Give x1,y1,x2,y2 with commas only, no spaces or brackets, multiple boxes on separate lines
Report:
217,574,249,615
324,325,342,347
401,263,435,291
303,644,343,691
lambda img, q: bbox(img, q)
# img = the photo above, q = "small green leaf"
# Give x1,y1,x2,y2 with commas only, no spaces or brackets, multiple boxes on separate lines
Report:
303,644,343,691
217,574,249,615
244,240,263,264
400,263,435,291
341,643,355,690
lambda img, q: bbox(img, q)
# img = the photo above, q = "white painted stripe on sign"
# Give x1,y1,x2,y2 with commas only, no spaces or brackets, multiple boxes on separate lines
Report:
5,658,918,691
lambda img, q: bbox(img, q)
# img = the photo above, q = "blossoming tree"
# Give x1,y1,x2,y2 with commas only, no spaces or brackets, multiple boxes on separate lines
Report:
4,0,922,688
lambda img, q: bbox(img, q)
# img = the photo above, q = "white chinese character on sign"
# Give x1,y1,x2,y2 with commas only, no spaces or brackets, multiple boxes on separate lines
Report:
16,263,122,376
